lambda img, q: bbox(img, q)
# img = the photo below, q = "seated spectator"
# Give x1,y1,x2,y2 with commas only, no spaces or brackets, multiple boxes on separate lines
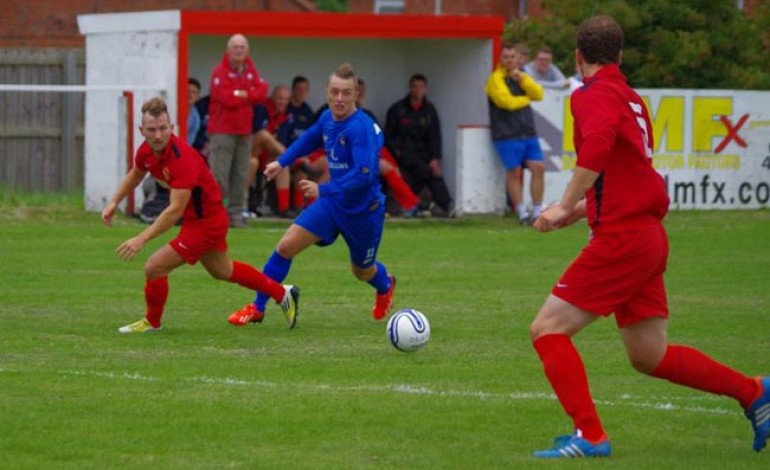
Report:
139,176,170,224
187,78,202,146
356,79,421,217
287,75,315,144
524,46,570,90
385,74,453,217
249,85,295,218
192,94,210,156
286,75,327,210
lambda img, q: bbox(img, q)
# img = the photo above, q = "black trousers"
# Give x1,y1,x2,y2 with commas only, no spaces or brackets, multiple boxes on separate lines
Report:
398,154,452,211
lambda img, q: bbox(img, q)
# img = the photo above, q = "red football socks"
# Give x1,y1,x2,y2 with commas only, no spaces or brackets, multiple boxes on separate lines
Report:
533,337,761,442
650,344,760,409
144,276,168,328
277,188,290,212
229,261,285,302
533,334,607,443
292,189,305,210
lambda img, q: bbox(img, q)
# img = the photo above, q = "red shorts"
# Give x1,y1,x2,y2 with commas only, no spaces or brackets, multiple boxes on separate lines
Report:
169,209,229,264
552,219,669,328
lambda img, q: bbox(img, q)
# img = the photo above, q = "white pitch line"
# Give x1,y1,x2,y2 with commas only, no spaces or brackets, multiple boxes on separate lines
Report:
48,369,734,416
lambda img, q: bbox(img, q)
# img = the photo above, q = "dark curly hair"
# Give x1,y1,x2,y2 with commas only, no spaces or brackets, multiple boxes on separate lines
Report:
577,15,623,65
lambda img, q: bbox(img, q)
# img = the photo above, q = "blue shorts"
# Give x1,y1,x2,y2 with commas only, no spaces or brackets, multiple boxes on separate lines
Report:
294,197,385,268
493,137,543,171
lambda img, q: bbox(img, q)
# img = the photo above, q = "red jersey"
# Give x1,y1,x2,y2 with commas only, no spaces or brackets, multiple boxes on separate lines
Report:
571,64,669,229
208,54,268,136
134,134,225,222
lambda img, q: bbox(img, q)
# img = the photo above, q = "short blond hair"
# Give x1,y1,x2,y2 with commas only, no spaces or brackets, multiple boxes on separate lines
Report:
328,62,358,88
141,97,168,118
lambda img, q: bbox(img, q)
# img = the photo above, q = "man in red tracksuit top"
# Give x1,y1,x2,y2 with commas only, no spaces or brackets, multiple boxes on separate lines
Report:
208,33,269,228
529,14,769,458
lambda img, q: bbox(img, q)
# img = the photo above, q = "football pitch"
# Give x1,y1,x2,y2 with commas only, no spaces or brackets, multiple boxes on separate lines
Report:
1,192,768,469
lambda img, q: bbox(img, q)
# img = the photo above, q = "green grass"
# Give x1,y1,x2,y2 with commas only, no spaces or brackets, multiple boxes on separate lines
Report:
1,191,769,469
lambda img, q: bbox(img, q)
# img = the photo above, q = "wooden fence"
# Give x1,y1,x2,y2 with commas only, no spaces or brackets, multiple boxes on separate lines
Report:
0,48,85,192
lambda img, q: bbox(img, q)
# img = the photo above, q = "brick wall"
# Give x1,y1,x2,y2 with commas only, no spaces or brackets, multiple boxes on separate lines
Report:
1,0,545,48
0,0,316,47
405,0,520,18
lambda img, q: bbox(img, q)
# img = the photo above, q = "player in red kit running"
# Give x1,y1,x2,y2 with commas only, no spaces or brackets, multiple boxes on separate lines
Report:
530,15,769,458
102,97,299,333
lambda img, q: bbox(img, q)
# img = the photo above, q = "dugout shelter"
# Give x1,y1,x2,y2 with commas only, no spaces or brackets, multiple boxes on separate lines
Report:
77,9,504,214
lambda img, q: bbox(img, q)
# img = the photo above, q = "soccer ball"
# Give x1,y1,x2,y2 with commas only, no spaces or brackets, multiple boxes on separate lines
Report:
386,308,430,352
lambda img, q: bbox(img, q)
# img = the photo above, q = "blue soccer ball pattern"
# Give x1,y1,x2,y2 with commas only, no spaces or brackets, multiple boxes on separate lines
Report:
386,308,430,352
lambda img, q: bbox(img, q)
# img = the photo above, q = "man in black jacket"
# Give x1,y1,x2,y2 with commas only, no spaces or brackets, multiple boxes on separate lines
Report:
385,74,453,217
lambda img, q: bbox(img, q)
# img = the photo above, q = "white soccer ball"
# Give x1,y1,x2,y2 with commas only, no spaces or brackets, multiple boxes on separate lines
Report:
386,308,430,352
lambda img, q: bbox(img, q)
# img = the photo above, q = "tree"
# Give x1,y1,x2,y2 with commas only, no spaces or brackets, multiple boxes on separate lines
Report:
503,0,770,89
315,0,348,12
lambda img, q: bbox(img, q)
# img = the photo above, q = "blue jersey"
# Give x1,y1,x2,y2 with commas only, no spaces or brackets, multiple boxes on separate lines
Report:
279,108,385,214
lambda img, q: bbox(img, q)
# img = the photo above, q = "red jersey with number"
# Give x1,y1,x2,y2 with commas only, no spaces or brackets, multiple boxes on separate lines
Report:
134,134,225,222
571,64,669,229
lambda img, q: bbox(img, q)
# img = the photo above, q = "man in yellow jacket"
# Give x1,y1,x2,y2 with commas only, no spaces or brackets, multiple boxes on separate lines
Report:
485,43,545,224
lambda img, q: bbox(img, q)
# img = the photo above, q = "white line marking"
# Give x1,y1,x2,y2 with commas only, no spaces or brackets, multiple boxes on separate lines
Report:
27,369,733,416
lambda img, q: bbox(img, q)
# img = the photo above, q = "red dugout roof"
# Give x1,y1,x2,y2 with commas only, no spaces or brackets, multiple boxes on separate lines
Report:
177,11,504,135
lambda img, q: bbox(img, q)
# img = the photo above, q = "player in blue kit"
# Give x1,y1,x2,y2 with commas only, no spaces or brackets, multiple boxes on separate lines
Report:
228,63,397,327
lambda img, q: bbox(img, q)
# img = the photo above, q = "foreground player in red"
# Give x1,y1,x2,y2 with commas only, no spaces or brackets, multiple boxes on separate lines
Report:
530,15,769,458
102,97,299,333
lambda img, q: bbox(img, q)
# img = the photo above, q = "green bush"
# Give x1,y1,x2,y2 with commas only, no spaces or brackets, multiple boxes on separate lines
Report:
504,0,770,89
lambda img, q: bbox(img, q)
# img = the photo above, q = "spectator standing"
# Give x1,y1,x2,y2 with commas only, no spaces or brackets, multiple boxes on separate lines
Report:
529,15,770,458
513,43,530,71
524,46,570,90
485,43,546,224
207,33,269,228
101,97,298,334
385,74,453,217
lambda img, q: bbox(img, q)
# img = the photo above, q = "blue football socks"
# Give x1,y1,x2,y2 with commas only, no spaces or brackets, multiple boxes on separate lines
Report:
367,262,392,294
254,250,292,312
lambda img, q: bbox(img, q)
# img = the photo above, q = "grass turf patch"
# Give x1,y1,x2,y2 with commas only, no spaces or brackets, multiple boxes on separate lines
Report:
1,191,768,469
